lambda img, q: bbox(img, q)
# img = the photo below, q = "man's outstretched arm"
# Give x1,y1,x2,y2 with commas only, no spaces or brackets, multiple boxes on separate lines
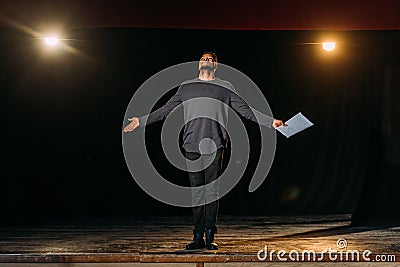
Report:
123,87,182,132
229,89,285,129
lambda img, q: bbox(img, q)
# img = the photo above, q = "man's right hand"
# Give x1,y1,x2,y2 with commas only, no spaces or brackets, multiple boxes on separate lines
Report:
123,117,140,132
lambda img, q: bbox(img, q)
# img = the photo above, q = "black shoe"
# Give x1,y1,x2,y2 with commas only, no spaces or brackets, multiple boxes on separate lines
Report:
205,229,218,250
185,231,205,250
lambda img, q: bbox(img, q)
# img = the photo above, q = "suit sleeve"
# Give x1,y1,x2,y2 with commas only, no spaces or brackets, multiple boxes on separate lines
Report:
228,85,274,128
138,87,182,127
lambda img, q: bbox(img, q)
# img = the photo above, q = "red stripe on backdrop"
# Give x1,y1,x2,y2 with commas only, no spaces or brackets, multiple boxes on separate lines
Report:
0,0,400,30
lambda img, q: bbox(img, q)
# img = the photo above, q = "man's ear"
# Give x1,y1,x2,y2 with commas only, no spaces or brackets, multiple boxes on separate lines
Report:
213,62,218,70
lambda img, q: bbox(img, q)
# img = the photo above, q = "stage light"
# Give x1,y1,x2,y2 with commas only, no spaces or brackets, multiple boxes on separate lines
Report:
322,42,336,51
44,37,59,46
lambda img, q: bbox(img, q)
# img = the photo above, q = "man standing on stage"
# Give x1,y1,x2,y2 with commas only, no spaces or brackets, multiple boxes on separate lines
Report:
123,52,285,250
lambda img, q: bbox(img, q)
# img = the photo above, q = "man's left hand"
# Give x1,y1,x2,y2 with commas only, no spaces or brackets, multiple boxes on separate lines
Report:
272,119,286,128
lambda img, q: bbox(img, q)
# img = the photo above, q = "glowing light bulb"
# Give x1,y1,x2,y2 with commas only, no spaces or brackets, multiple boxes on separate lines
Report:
44,37,59,46
322,42,335,51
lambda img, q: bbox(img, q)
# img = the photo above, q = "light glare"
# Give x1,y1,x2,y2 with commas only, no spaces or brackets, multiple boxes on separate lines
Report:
322,42,335,51
44,37,59,46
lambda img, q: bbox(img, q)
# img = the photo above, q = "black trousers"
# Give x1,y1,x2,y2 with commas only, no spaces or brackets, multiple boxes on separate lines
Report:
184,148,224,234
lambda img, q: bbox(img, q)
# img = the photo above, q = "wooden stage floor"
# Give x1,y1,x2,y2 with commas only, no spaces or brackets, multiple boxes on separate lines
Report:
0,214,399,266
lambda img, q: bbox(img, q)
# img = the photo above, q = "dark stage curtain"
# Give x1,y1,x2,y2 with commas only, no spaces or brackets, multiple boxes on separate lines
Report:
352,65,400,225
1,29,399,223
1,1,400,30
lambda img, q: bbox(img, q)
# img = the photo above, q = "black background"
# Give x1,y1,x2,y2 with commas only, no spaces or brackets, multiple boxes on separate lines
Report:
1,28,399,223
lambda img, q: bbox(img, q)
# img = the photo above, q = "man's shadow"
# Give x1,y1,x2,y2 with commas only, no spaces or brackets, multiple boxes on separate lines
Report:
275,217,400,239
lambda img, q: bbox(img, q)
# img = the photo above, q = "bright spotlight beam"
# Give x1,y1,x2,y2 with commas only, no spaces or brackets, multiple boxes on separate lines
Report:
322,42,336,51
44,37,59,46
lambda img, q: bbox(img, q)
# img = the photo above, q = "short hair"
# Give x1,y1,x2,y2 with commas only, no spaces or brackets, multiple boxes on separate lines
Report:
201,51,218,63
